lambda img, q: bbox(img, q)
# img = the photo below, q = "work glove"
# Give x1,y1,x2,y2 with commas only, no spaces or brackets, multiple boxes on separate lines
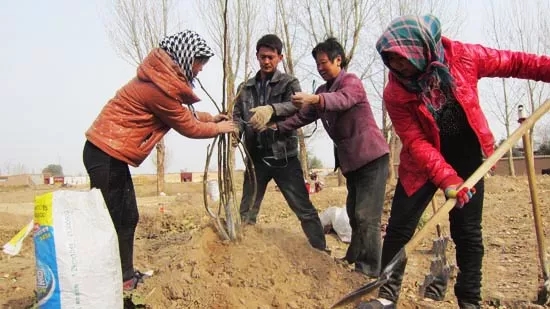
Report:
444,186,476,209
249,106,274,131
441,175,475,209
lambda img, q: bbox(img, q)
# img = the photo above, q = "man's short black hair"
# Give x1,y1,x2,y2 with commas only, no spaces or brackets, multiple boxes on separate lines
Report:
256,34,283,54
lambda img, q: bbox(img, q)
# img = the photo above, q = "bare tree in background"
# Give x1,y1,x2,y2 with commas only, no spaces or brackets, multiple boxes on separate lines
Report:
105,0,171,195
296,0,377,186
504,0,550,143
1,161,28,176
269,0,314,177
485,1,528,175
198,0,260,107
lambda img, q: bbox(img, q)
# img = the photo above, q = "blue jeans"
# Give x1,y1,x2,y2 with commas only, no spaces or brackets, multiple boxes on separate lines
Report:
343,154,389,277
239,155,326,250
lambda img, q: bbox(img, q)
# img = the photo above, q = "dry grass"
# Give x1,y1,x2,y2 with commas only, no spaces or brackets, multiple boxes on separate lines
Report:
2,175,550,308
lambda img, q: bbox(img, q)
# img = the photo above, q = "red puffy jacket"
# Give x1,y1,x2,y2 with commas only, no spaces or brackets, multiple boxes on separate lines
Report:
384,37,550,196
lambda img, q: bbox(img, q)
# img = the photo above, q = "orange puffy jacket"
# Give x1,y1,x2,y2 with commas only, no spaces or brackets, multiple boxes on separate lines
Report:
384,37,550,196
86,48,219,167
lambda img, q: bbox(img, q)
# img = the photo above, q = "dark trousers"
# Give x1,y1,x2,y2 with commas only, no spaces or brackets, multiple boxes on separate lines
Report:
239,156,326,250
343,154,389,277
379,140,484,306
83,141,139,281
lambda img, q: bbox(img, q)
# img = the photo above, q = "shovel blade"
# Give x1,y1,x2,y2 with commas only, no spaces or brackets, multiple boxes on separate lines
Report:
330,277,388,308
331,248,407,308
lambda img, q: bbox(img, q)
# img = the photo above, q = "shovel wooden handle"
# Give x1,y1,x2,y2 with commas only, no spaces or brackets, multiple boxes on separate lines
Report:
405,99,550,254
521,125,550,280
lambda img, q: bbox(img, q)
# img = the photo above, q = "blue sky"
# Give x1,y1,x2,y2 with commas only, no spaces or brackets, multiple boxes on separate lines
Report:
0,1,546,176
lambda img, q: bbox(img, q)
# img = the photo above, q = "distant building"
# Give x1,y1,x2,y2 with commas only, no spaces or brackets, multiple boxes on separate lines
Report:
0,174,37,187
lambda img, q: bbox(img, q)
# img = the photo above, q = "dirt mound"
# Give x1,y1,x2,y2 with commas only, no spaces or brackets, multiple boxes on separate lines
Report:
134,214,367,309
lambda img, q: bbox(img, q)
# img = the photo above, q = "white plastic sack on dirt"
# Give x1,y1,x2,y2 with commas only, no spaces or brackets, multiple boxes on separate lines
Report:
319,206,352,243
207,180,220,202
33,189,122,308
3,219,34,256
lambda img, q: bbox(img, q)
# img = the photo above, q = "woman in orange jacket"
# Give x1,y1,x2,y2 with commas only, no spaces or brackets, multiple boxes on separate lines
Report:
83,30,235,290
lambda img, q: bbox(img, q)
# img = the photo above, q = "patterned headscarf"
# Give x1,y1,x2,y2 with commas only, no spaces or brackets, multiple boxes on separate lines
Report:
159,30,214,84
375,15,454,112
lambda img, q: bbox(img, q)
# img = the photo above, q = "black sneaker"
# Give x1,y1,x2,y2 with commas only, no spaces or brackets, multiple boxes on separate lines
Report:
357,298,396,309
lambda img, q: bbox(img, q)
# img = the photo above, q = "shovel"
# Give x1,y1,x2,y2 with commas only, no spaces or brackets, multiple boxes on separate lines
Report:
418,198,455,300
518,105,550,305
330,99,550,309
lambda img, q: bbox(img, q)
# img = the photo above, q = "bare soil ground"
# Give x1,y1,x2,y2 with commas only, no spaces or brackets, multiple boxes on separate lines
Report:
1,174,549,309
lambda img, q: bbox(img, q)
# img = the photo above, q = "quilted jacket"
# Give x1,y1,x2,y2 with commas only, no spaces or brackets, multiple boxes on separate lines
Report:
86,48,219,167
386,37,550,196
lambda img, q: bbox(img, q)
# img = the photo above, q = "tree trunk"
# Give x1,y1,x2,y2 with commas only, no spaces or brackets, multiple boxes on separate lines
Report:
501,79,515,177
156,138,165,196
388,128,397,181
297,128,309,179
507,149,515,176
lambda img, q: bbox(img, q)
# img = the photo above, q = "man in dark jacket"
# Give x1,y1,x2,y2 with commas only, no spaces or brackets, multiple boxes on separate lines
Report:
232,34,327,251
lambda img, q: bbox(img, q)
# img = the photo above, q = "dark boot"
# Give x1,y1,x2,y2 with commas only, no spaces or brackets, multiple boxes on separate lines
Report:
458,300,480,309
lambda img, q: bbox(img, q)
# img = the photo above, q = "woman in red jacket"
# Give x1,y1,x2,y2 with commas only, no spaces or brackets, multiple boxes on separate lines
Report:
359,15,550,309
83,30,235,291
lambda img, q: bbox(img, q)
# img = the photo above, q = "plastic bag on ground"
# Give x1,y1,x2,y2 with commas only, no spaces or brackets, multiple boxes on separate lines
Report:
319,206,352,243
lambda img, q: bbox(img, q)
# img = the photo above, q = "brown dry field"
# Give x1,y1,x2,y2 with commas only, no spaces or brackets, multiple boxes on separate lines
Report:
0,173,549,309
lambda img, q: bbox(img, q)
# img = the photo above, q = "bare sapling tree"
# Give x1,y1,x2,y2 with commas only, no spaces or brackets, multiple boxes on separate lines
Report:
105,0,171,196
197,0,261,241
199,0,260,107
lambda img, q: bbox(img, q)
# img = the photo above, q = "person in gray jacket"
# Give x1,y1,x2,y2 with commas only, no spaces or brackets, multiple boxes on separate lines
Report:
232,34,327,251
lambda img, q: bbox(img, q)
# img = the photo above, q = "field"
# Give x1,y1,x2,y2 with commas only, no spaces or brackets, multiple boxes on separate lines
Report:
1,173,549,309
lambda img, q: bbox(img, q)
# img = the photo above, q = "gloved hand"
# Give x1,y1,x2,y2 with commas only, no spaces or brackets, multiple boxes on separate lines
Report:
441,175,475,209
249,106,274,131
444,185,476,209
